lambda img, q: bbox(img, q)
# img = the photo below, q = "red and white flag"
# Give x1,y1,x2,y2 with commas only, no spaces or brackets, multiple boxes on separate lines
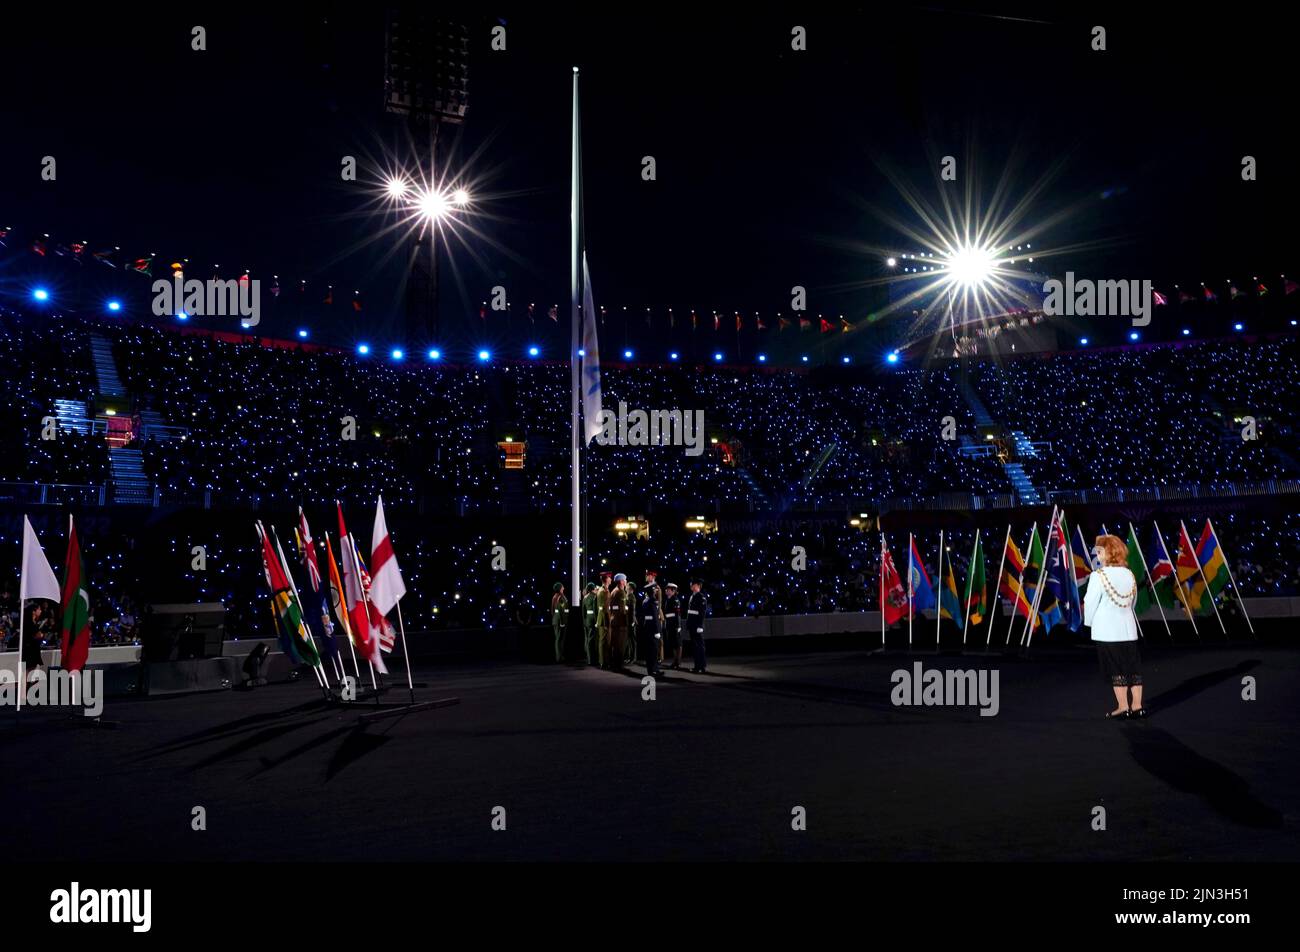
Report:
337,502,385,673
368,495,406,615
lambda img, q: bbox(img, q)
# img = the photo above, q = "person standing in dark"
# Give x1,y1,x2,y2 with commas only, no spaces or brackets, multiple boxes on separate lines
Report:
639,582,662,676
686,580,710,673
551,583,569,663
581,582,599,666
662,582,683,670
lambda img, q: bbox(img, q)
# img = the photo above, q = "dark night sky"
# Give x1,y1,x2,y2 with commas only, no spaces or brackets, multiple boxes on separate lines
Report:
1,4,1294,354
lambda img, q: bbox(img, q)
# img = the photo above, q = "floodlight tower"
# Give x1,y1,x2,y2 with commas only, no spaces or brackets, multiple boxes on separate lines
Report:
383,10,470,344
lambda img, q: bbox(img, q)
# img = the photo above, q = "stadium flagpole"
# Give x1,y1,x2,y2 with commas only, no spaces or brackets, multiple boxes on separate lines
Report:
1129,522,1172,639
906,531,914,650
961,529,978,648
1182,519,1227,636
324,531,362,679
879,533,886,649
1023,507,1058,649
985,525,1009,650
1207,518,1255,636
569,66,582,606
935,529,944,649
1005,523,1035,647
1154,519,1199,638
272,527,330,691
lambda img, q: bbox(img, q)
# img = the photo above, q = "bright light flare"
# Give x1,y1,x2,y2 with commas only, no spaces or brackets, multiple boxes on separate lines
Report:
942,244,998,289
385,177,410,200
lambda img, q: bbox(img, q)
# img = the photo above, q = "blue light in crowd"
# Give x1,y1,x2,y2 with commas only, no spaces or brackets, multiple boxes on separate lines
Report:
1292,319,1298,327
297,328,308,339
713,352,724,362
176,311,189,321
391,348,404,361
800,355,809,363
106,299,122,312
1182,328,1191,336
669,351,679,361
623,349,633,360
577,348,585,357
1129,331,1140,341
842,355,851,364
478,349,491,362
357,343,370,355
427,348,442,361
32,288,49,302
885,352,899,364
527,345,540,358
1233,322,1244,332
757,353,767,363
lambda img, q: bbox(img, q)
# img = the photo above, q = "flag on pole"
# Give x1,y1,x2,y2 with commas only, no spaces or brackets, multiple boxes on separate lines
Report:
1018,524,1045,625
880,537,908,625
1174,523,1207,613
580,252,603,445
1144,526,1178,609
1044,516,1082,631
939,549,961,621
336,503,384,672
1125,525,1153,613
21,516,61,604
368,495,406,615
907,537,936,612
964,532,987,625
59,517,92,673
295,510,338,663
354,546,397,654
1072,523,1095,584
323,533,354,647
999,531,1033,619
257,525,320,666
1195,520,1231,601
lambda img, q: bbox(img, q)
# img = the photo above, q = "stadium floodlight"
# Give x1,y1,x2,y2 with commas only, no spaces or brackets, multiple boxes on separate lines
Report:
357,343,371,355
1079,337,1089,346
886,352,899,364
452,188,471,206
527,345,540,358
477,349,491,362
713,352,723,362
943,244,997,289
1129,331,1140,341
757,353,767,362
1233,322,1244,332
106,299,122,312
577,348,585,357
669,351,679,360
427,348,442,361
886,257,897,268
417,187,452,223
298,328,309,339
801,355,809,363
385,176,410,200
842,355,852,364
623,349,633,359
1182,328,1192,336
391,348,405,360
32,288,50,302
176,311,189,321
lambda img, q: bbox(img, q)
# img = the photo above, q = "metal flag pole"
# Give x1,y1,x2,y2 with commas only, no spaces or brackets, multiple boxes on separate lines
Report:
348,532,382,693
935,529,944,650
569,66,582,607
1023,507,1058,649
879,533,887,650
271,526,330,692
1182,519,1227,636
1206,518,1255,636
961,529,979,648
906,531,914,650
394,600,415,705
984,525,1010,650
1005,523,1035,648
1154,519,1199,639
323,531,361,680
1129,523,1172,639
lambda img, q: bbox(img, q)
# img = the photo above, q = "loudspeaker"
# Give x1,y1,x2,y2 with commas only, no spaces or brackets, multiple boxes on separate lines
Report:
142,603,226,662
141,658,239,696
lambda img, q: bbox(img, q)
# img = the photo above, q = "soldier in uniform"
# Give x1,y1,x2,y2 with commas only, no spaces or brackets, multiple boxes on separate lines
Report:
662,582,683,670
643,570,665,663
608,573,634,670
551,582,569,663
687,579,710,672
639,581,662,676
581,582,599,666
595,572,613,668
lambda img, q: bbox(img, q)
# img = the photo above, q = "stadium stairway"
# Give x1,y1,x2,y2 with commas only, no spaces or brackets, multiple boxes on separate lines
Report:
957,376,996,427
89,334,126,396
735,466,771,509
137,408,188,441
108,447,153,504
53,399,93,435
1003,461,1042,504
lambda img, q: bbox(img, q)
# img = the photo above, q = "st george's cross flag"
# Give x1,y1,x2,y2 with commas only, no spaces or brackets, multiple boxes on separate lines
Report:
336,502,385,673
59,516,92,673
368,495,406,616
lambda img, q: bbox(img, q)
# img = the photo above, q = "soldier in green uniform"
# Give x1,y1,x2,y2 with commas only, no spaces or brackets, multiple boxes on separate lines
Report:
608,573,634,670
581,582,599,666
595,572,613,668
551,582,569,663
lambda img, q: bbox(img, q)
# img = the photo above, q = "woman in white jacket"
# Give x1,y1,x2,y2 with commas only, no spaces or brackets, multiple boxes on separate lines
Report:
1083,534,1147,719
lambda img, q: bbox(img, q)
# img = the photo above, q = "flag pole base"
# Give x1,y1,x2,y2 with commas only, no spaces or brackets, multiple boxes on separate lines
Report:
356,697,460,724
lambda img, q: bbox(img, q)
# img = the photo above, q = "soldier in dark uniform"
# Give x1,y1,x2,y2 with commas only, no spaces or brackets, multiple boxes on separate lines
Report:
687,579,710,672
551,582,569,663
608,573,634,670
639,582,662,676
596,572,613,669
643,570,665,663
662,582,683,670
581,582,599,666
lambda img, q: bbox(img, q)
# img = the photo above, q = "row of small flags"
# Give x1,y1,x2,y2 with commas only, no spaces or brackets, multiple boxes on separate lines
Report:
1,225,365,309
9,497,410,706
879,512,1249,646
481,301,858,333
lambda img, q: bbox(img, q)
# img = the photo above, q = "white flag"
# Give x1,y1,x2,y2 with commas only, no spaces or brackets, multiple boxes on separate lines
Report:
580,251,603,445
20,515,60,603
368,495,406,616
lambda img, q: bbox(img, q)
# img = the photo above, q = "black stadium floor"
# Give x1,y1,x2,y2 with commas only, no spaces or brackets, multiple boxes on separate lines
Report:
4,645,1298,862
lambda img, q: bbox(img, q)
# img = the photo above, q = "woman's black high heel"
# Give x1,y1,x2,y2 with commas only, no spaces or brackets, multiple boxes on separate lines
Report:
1105,709,1130,720
1130,708,1149,718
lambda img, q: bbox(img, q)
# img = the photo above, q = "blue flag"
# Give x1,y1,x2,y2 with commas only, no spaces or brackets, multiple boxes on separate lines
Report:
907,537,936,612
1042,519,1082,632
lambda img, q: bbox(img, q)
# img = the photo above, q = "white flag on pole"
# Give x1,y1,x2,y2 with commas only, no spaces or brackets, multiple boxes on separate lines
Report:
368,495,406,616
20,515,60,603
580,251,603,445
